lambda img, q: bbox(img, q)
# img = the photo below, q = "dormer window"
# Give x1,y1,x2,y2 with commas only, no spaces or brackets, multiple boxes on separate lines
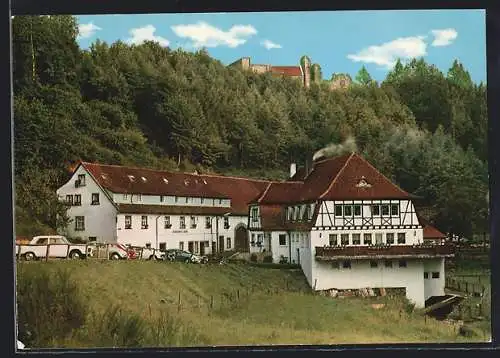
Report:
127,175,135,182
184,179,189,186
356,176,372,188
141,176,147,182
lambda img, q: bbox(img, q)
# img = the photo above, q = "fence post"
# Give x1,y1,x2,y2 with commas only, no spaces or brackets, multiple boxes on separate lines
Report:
178,291,181,312
210,295,214,310
237,289,240,301
45,244,50,262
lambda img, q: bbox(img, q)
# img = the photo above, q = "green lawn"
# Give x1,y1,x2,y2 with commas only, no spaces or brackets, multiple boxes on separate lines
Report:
16,260,491,348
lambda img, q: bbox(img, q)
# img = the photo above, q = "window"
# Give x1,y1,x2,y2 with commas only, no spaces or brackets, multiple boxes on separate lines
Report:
342,260,351,269
329,234,338,246
185,197,189,203
66,195,73,205
279,234,287,246
136,194,142,202
251,207,258,222
125,216,132,229
190,216,196,229
74,194,82,206
78,174,86,186
164,216,171,229
159,242,166,251
257,234,264,243
354,205,362,216
375,233,383,244
397,233,406,244
384,260,393,268
424,272,429,279
331,261,340,269
141,216,148,229
335,205,342,216
370,261,378,268
226,237,231,249
88,236,97,242
344,205,353,216
179,242,184,250
381,205,390,216
205,217,211,229
160,195,164,202
340,234,349,245
123,194,128,200
75,216,85,231
399,260,407,268
145,243,152,249
352,233,361,245
432,272,440,279
372,205,380,216
219,199,223,205
36,238,48,245
91,193,100,205
391,204,399,216
201,198,204,204
224,216,230,229
294,206,300,220
386,233,395,245
180,216,186,229
175,197,179,203
309,204,315,219
363,233,372,245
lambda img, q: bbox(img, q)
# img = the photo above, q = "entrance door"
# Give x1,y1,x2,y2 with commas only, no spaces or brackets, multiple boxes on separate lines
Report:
212,241,216,255
218,236,224,253
234,225,249,252
200,242,206,256
188,241,194,253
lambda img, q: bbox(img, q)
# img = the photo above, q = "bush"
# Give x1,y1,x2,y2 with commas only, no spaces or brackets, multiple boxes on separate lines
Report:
16,266,87,347
250,253,258,262
263,255,273,263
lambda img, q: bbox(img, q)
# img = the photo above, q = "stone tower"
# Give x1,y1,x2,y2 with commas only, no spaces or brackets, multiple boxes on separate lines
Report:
300,56,312,88
311,63,322,84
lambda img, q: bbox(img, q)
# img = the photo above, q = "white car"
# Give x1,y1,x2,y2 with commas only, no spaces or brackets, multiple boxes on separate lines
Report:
16,235,88,260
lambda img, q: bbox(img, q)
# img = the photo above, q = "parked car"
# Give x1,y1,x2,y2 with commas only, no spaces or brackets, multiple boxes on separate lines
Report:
164,249,208,264
16,235,88,261
86,242,131,260
127,246,165,260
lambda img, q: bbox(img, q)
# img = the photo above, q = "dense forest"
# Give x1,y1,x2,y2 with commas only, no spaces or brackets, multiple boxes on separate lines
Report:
12,15,489,241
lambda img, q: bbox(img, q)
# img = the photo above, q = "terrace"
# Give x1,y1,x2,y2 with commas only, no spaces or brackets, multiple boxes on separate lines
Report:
315,244,455,260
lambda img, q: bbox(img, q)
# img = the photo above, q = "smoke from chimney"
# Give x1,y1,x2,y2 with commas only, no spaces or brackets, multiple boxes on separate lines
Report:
313,136,358,162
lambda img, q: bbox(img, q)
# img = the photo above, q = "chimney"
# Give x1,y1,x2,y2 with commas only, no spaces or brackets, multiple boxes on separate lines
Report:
290,163,297,178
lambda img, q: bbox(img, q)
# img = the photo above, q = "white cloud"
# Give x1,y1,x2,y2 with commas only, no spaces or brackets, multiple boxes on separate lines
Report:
171,21,257,48
347,36,427,69
78,22,102,39
430,28,458,47
126,25,170,47
261,39,282,50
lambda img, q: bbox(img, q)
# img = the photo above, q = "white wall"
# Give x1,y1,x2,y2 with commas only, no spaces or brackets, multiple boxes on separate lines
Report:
116,213,246,253
56,165,117,243
423,258,446,300
309,229,428,307
112,193,230,208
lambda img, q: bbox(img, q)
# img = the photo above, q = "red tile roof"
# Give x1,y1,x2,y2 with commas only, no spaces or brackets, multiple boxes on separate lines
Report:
80,162,268,216
259,205,286,231
270,66,302,77
423,224,446,239
257,153,413,204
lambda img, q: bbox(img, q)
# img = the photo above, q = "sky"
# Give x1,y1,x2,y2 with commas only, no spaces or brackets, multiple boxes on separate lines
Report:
76,10,486,83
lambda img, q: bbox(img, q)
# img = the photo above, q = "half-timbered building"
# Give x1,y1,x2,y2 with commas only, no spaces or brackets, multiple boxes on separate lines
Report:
247,152,454,307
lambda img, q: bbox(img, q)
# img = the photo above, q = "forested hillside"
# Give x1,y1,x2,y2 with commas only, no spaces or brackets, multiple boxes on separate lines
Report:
12,15,489,240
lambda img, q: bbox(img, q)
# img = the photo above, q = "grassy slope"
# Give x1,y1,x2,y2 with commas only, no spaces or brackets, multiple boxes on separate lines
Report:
16,261,490,346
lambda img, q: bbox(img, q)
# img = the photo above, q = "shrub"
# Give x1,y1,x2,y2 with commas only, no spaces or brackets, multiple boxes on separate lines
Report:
250,253,258,262
263,255,273,263
16,267,87,347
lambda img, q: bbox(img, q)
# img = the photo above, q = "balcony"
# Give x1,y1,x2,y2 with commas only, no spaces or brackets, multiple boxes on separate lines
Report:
315,244,455,260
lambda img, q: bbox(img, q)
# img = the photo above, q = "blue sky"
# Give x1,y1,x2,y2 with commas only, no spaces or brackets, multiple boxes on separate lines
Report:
76,10,486,83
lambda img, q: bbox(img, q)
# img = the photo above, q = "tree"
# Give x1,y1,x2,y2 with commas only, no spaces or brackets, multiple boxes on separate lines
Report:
355,65,373,85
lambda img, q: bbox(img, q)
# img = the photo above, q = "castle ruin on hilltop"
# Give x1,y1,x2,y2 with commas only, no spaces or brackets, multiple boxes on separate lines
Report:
228,56,352,90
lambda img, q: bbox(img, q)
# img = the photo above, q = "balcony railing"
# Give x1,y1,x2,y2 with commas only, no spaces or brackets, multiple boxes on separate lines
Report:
315,244,455,260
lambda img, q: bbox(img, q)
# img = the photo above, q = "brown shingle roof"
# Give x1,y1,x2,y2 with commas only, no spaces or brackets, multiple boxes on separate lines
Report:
270,66,302,77
81,162,269,216
259,205,285,231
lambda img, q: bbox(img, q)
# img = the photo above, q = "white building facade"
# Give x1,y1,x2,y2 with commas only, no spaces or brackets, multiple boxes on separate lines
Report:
247,153,454,307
